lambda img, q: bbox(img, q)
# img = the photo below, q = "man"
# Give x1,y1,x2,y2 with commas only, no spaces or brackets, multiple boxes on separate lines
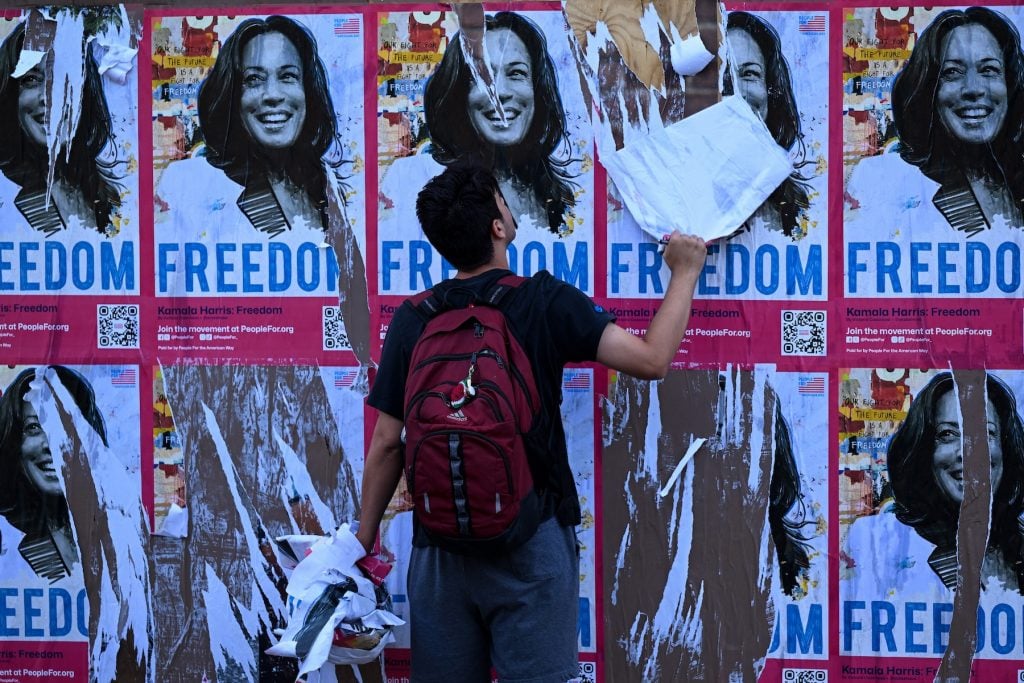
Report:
357,162,706,682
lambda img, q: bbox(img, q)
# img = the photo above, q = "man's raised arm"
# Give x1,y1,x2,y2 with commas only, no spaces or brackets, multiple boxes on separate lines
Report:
596,231,706,380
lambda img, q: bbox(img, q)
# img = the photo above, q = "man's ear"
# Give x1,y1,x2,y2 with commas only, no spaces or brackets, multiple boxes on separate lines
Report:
491,217,506,239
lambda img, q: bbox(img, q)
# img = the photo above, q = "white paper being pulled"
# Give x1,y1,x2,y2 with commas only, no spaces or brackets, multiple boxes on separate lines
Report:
265,523,403,675
601,95,792,242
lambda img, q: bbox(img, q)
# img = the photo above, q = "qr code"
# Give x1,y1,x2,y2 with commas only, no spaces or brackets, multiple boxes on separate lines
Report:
782,669,827,682
576,661,596,683
781,310,826,356
322,306,351,350
97,304,139,349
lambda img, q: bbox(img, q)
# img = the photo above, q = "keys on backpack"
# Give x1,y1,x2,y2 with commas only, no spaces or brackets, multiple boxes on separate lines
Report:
449,362,477,409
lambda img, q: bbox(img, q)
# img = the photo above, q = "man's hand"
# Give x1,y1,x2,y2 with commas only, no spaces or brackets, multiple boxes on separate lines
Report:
355,412,405,554
596,231,706,380
661,230,707,278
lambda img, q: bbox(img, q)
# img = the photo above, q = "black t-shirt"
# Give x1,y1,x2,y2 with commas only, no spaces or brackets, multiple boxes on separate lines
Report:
368,268,616,526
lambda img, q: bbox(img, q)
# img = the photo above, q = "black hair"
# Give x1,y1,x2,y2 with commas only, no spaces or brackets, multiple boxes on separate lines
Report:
892,7,1024,210
416,161,501,271
770,403,813,596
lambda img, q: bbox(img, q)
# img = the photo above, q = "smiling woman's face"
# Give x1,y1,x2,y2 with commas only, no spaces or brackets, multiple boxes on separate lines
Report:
19,400,62,498
466,28,535,148
17,62,48,148
932,390,1004,505
936,23,1008,147
727,27,768,121
240,31,306,150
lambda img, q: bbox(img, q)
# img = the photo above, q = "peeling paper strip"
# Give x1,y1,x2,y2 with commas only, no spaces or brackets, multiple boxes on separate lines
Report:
936,369,991,681
201,402,285,619
44,366,153,683
94,42,137,83
46,11,87,184
657,437,705,497
202,563,258,681
641,458,698,680
11,48,45,77
452,3,507,127
273,429,337,535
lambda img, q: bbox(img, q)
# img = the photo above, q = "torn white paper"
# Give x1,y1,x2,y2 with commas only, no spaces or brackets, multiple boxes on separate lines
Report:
156,502,188,538
266,524,403,675
658,437,706,498
669,32,713,76
94,41,137,83
601,95,793,242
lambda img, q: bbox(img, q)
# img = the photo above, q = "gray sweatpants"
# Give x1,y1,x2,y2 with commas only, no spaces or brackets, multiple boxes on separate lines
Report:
407,517,580,683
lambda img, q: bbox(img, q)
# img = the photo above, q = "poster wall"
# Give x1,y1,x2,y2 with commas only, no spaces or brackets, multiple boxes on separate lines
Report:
2,1,1023,681
602,368,830,682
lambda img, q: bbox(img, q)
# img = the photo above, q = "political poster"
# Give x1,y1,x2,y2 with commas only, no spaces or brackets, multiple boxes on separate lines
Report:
150,10,369,362
841,5,1024,363
375,6,596,299
0,364,148,683
839,367,1024,681
602,367,829,682
0,8,141,363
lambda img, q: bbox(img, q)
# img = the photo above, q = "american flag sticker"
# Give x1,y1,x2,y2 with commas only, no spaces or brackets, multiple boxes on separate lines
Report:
111,367,137,387
798,14,826,33
334,16,360,37
797,375,826,395
563,371,591,392
334,369,358,388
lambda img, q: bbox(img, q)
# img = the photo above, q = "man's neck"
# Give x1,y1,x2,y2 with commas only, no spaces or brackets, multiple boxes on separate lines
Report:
455,254,509,279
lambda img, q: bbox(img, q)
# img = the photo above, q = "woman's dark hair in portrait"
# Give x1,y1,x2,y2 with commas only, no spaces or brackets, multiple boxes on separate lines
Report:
0,366,108,579
423,11,577,234
719,376,813,596
887,372,1024,593
0,22,122,231
198,15,348,224
770,404,814,596
723,11,814,238
892,7,1024,209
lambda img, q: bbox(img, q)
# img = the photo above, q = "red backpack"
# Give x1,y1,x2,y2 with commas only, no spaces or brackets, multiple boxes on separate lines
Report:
403,275,543,553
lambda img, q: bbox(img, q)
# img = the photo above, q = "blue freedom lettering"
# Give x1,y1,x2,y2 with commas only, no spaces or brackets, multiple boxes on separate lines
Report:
0,241,135,292
609,242,822,297
768,603,824,655
380,239,589,292
157,242,341,294
847,241,1022,295
0,586,88,638
842,600,1024,654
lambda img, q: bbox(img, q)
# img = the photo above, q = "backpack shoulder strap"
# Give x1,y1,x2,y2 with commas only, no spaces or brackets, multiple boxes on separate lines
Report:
405,288,442,323
406,274,529,321
480,274,528,307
